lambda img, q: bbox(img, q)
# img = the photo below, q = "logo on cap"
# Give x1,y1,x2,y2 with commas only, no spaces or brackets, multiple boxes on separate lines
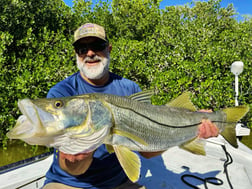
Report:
73,23,107,45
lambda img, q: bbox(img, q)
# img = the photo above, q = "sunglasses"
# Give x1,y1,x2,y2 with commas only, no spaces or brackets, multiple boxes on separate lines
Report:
75,42,108,55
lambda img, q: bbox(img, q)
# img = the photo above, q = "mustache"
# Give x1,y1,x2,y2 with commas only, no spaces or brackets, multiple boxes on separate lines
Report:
84,55,102,63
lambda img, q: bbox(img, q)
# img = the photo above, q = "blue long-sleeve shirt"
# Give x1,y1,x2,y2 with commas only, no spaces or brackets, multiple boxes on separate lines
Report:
44,71,141,189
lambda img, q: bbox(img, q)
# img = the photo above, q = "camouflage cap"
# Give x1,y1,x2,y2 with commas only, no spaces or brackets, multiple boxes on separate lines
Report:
73,23,108,45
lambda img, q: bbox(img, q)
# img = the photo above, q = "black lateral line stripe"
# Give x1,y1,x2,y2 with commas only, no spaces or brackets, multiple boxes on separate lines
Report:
112,102,235,128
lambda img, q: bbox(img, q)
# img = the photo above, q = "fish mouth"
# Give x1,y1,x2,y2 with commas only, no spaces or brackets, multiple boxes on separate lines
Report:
7,99,53,139
18,99,41,126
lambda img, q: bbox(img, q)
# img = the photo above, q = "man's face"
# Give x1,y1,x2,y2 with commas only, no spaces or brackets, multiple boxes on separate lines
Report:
75,37,111,80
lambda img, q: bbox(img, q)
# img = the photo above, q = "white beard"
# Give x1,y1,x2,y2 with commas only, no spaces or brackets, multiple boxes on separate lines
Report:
77,54,110,80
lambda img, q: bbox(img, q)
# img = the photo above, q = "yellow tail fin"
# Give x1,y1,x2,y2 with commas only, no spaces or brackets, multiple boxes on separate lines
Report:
221,105,249,148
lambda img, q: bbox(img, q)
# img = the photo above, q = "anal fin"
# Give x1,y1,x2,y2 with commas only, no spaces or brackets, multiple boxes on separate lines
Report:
179,137,206,155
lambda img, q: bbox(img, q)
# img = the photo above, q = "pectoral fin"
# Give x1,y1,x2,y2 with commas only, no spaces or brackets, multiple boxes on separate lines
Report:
113,129,148,146
113,145,141,182
179,137,206,155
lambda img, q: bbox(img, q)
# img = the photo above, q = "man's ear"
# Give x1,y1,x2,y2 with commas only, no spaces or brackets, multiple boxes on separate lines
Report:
108,44,112,52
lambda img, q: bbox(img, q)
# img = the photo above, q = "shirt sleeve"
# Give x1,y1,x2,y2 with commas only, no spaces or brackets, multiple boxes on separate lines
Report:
47,83,75,98
134,83,142,93
47,87,66,98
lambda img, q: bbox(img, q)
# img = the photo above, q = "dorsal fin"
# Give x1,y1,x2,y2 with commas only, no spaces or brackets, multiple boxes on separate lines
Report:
129,90,154,104
166,92,197,111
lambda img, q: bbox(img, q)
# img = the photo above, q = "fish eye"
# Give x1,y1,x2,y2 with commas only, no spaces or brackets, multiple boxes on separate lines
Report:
54,100,64,108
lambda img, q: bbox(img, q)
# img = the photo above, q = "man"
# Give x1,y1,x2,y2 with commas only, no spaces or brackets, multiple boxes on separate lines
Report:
43,23,152,189
43,23,218,189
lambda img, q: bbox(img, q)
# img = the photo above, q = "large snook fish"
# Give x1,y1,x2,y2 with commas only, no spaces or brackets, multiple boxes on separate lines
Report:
7,91,249,182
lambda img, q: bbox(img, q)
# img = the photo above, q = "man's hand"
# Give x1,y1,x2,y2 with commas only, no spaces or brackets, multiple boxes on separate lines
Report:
198,119,219,139
59,151,94,175
197,109,219,139
140,151,164,159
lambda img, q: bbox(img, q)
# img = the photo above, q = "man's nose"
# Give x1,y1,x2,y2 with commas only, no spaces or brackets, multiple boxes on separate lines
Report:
86,49,95,57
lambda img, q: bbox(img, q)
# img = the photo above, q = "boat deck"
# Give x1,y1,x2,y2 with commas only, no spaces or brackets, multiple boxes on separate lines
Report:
1,136,252,189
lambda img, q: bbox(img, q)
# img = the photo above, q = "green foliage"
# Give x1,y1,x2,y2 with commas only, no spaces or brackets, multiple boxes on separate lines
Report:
110,0,252,126
111,0,161,40
1,0,252,148
0,0,76,145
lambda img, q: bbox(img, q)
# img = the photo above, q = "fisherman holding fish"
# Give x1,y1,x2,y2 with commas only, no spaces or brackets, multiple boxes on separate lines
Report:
42,23,154,189
8,23,248,189
41,23,218,189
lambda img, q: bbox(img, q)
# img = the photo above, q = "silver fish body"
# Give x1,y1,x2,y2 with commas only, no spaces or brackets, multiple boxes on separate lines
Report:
7,92,245,154
7,91,249,182
103,94,226,151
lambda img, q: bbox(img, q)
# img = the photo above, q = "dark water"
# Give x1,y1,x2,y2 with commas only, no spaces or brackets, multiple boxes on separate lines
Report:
0,140,51,167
